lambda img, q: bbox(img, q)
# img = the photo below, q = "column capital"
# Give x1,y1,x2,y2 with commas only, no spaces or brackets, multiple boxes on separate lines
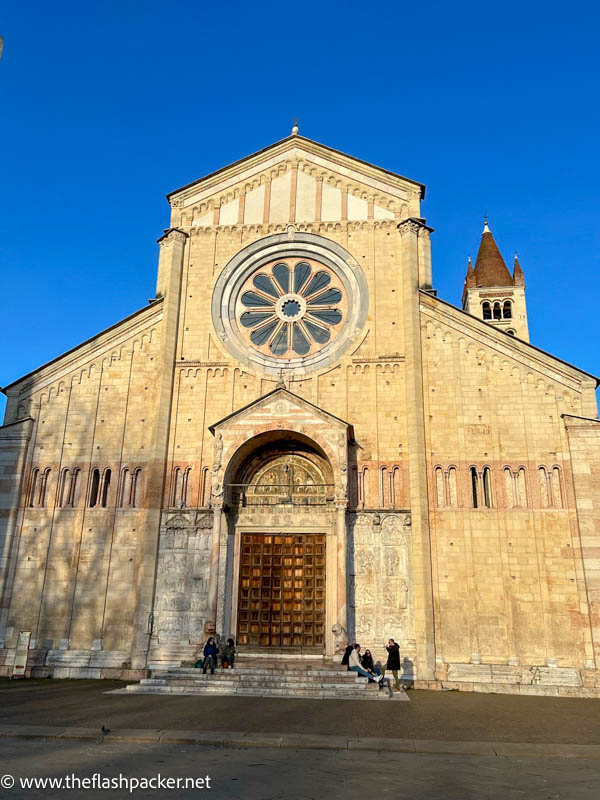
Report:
157,227,189,246
397,217,435,237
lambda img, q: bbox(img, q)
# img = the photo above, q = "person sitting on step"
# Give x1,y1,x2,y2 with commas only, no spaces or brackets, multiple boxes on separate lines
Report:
341,643,354,669
362,648,393,695
348,643,382,683
202,636,219,675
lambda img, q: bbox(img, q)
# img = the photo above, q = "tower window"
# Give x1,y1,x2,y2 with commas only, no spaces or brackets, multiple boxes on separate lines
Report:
493,302,501,320
482,302,492,320
503,300,512,319
506,329,515,336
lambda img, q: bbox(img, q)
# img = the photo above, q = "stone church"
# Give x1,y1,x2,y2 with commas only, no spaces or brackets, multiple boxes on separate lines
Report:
1,131,599,696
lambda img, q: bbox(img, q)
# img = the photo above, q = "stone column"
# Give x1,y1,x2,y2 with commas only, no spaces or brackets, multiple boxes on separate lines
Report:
207,504,223,628
131,228,188,670
398,218,436,680
563,414,600,670
336,504,348,636
418,226,433,290
0,418,34,646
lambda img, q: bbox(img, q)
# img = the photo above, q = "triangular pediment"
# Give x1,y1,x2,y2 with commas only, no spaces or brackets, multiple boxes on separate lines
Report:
167,135,424,229
209,387,354,439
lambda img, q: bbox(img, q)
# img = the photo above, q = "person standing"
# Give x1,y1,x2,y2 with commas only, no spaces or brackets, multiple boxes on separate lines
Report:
202,636,219,675
222,637,236,668
383,638,402,692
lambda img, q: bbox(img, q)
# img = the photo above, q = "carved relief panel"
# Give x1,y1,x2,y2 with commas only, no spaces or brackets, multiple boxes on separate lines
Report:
153,511,213,644
349,512,413,655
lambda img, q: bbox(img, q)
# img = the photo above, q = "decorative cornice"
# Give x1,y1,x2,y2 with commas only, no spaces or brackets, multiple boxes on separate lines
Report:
420,292,598,390
167,136,425,203
9,303,164,398
175,361,230,368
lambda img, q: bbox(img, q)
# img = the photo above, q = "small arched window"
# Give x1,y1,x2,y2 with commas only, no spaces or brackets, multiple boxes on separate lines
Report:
503,300,512,319
360,467,369,508
538,467,549,507
132,469,142,508
550,466,563,508
201,467,210,507
506,329,515,336
448,467,458,507
38,469,51,508
380,467,389,507
434,467,445,507
470,467,479,508
172,467,182,507
70,469,80,507
482,302,492,320
89,469,100,508
58,468,70,508
483,467,493,508
493,302,502,320
29,469,40,507
120,469,130,507
392,466,402,508
101,468,111,508
182,467,191,508
504,467,515,507
517,468,527,507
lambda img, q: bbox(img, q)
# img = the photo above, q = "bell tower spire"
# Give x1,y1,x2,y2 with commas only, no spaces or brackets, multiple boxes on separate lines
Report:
462,220,530,341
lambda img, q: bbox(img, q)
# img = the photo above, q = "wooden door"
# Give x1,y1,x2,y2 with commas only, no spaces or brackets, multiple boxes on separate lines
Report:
237,533,326,647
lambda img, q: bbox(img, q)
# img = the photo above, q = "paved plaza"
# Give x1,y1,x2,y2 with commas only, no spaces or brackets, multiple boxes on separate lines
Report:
1,738,599,800
1,679,599,745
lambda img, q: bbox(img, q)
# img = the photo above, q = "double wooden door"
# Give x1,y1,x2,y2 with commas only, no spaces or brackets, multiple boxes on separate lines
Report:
237,533,326,648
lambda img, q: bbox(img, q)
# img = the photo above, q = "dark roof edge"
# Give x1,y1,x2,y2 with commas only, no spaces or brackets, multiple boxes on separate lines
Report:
561,413,600,423
2,298,164,393
0,416,35,430
209,386,355,438
167,135,426,200
420,290,600,387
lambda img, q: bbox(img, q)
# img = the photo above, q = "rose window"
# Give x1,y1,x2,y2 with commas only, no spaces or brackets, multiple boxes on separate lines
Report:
238,258,345,357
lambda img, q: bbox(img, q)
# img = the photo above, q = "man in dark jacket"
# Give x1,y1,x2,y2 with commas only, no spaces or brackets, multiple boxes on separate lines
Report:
383,639,402,692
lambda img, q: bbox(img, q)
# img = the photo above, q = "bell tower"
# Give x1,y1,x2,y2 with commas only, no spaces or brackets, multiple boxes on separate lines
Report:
462,220,529,341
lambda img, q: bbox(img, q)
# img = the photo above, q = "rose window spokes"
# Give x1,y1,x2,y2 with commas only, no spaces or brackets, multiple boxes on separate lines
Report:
239,260,343,357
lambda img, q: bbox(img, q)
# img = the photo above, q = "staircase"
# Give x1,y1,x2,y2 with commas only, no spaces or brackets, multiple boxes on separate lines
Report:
123,657,408,701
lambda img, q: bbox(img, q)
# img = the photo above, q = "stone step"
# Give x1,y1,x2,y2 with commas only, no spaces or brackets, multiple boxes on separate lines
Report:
139,679,366,691
156,668,351,678
124,685,396,700
123,656,407,702
154,673,361,684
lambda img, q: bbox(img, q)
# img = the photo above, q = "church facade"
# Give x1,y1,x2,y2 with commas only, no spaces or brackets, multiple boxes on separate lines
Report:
1,133,600,695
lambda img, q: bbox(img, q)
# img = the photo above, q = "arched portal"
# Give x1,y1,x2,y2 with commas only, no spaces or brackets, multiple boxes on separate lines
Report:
225,435,334,650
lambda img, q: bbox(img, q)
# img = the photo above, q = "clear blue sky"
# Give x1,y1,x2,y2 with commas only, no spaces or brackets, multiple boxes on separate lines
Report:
2,1,599,418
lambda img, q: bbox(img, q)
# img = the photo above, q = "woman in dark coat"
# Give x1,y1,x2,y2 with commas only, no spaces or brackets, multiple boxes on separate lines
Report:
202,636,219,675
383,639,402,691
361,649,375,672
